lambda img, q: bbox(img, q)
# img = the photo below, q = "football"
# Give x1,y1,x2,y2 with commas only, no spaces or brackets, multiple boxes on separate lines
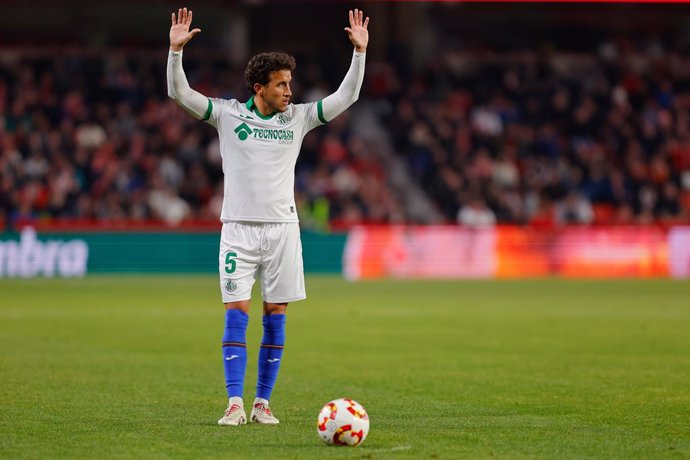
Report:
316,398,370,446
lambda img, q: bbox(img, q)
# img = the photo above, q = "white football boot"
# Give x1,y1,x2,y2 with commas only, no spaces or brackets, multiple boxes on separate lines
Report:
218,398,247,426
250,398,280,424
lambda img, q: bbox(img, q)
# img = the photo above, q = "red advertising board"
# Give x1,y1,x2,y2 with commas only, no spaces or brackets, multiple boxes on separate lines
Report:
344,226,672,279
669,227,690,278
343,226,495,279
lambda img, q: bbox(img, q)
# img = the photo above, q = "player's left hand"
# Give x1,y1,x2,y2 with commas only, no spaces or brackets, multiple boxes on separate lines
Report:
345,9,369,53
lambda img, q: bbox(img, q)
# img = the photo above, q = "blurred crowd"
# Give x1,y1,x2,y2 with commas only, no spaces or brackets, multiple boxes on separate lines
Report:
2,35,690,231
0,50,398,231
370,36,690,226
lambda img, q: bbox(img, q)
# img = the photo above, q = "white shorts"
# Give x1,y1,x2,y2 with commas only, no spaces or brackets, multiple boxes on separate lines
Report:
218,221,306,303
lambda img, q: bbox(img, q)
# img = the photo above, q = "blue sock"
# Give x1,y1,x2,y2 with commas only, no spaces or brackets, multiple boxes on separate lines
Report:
222,309,249,399
256,314,286,401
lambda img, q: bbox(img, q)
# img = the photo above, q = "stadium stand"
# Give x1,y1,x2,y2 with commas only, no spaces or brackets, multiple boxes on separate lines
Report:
2,4,690,231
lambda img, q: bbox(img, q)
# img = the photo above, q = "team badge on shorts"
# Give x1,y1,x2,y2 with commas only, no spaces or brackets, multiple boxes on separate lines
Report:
224,279,238,293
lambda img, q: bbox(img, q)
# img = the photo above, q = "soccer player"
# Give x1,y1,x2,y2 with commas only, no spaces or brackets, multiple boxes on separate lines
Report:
167,7,369,425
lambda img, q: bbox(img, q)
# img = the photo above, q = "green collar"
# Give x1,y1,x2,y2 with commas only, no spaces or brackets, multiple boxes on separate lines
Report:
245,95,275,120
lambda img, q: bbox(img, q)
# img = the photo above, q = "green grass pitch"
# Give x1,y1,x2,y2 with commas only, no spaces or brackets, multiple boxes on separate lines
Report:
1,276,689,459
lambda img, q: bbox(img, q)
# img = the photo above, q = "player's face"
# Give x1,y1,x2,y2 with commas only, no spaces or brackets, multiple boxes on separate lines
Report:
258,70,292,113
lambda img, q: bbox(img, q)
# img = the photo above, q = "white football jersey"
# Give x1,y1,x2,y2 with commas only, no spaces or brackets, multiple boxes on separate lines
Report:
205,96,324,223
167,49,365,223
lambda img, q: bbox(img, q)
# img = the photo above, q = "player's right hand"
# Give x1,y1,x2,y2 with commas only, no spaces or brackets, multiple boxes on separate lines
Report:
170,7,201,52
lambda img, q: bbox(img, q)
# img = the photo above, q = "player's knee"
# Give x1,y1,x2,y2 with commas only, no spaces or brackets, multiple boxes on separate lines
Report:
225,300,251,313
263,302,287,315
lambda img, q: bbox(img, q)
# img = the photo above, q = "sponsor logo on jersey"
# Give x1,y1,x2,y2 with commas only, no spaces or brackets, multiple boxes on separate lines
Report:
252,128,294,144
234,122,253,141
233,122,294,144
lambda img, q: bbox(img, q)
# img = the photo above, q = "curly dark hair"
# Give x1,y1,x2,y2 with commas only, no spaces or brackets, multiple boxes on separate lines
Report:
245,52,296,94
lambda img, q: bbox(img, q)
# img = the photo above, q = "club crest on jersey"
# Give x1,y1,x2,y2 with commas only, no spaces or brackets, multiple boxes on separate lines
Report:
234,122,253,141
276,113,291,125
224,279,238,293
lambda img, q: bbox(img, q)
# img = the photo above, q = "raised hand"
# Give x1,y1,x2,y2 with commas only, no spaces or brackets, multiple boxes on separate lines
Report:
344,9,369,53
170,7,201,52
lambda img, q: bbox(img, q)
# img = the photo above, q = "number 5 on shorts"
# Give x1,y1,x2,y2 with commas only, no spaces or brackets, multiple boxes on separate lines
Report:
225,252,237,274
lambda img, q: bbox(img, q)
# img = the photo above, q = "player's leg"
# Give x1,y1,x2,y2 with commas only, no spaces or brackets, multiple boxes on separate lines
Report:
251,222,305,424
218,222,260,426
218,301,250,426
251,301,287,424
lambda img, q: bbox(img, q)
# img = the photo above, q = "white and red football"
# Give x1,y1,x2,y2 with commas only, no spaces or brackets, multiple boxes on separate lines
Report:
316,398,370,446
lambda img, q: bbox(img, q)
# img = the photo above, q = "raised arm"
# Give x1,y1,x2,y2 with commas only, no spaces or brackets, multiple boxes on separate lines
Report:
167,7,211,121
319,9,370,122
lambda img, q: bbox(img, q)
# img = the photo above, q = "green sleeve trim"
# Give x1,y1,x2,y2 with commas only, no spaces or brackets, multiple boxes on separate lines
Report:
201,99,213,121
317,100,327,124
